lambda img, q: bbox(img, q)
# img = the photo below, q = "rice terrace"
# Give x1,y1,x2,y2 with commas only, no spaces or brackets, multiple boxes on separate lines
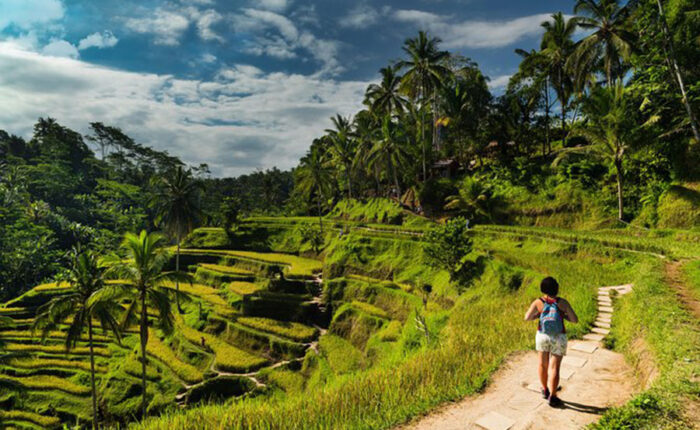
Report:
0,0,698,429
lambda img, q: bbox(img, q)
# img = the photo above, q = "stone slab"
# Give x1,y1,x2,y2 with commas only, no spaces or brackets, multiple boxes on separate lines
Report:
591,327,610,335
526,383,543,393
560,367,575,380
475,411,516,430
594,321,611,328
598,312,613,319
597,316,612,323
599,306,614,313
571,342,598,354
583,333,605,341
507,393,544,412
597,297,612,303
563,355,587,368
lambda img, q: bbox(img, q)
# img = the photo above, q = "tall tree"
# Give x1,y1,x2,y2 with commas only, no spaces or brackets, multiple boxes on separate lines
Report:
398,31,451,180
295,145,333,233
104,231,183,418
652,0,700,142
34,248,122,429
572,0,637,87
151,167,203,313
364,66,408,115
556,82,640,220
325,115,357,199
541,12,578,147
515,48,554,155
367,115,410,199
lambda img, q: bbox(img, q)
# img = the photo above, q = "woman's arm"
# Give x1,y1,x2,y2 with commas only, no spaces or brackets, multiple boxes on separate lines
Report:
524,300,540,321
561,300,579,323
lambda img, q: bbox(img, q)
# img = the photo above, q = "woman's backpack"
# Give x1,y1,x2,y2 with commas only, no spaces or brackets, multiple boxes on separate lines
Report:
539,297,564,334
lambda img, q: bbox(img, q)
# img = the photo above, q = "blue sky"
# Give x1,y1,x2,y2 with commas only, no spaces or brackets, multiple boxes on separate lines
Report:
0,0,575,176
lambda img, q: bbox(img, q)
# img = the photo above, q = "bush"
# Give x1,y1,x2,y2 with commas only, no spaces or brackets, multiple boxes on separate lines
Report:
424,217,476,288
186,376,255,405
182,228,230,249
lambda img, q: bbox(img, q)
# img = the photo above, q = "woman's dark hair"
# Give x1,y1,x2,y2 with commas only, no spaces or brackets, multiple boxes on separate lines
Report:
540,277,559,297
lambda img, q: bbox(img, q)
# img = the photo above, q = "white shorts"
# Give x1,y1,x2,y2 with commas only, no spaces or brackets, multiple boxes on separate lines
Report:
536,332,567,356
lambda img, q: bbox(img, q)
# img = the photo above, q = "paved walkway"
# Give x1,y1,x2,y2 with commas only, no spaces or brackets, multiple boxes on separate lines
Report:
400,284,635,430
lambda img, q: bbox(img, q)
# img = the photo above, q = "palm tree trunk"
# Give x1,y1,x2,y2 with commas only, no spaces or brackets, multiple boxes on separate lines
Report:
316,191,324,234
615,158,624,221
656,0,700,143
176,237,182,314
391,158,401,200
345,162,353,199
561,97,567,148
140,290,148,418
544,77,551,155
88,319,98,430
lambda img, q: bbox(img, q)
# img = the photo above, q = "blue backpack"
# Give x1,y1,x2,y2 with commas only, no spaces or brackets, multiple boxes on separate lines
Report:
539,298,564,334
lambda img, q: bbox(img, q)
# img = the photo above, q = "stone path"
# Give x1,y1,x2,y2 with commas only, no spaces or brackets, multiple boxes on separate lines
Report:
399,284,635,430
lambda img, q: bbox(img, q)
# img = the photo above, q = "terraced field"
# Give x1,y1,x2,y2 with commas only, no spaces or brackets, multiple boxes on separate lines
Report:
0,246,328,428
5,219,696,429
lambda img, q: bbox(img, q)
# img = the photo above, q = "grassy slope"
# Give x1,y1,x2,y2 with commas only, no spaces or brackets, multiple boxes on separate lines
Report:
589,259,700,429
136,231,633,430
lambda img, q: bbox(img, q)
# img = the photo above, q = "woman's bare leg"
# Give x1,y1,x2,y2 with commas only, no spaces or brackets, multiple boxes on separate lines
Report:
538,351,550,390
548,354,563,397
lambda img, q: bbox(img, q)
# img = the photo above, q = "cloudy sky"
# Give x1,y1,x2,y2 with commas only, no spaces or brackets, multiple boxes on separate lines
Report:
0,0,574,177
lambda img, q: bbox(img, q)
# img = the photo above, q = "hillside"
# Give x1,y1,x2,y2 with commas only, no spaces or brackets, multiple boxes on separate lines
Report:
2,207,697,429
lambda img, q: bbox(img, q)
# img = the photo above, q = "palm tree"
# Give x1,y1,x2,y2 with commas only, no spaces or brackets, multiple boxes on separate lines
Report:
151,166,203,313
352,110,380,195
398,31,451,179
296,145,333,233
515,48,553,155
555,82,638,220
572,0,637,88
653,0,700,142
367,115,410,199
33,248,122,429
541,13,578,147
364,66,408,115
103,231,184,418
444,177,506,222
325,115,357,199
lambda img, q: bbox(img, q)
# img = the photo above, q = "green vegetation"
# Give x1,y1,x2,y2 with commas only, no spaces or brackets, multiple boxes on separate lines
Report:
236,317,318,343
589,259,699,429
0,0,698,428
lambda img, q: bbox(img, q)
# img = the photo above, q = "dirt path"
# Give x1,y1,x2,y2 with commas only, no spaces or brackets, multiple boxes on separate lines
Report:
399,285,637,430
664,261,700,320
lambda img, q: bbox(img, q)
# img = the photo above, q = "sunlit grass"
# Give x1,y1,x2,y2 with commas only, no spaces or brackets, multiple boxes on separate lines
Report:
147,329,204,384
236,317,318,343
0,374,91,396
175,314,267,373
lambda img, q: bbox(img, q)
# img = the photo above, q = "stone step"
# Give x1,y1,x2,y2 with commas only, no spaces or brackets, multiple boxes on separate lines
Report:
599,306,614,313
591,327,610,335
583,333,605,341
597,316,612,323
570,342,598,354
598,312,613,320
563,355,587,368
475,411,516,430
594,321,611,329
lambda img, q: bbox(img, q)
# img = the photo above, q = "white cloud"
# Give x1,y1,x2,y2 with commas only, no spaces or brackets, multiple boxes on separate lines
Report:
124,8,190,46
256,0,290,12
487,74,512,90
393,10,553,48
41,39,79,59
339,4,381,29
193,9,224,42
0,42,370,177
78,31,119,50
233,8,341,74
200,53,217,63
0,0,65,30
